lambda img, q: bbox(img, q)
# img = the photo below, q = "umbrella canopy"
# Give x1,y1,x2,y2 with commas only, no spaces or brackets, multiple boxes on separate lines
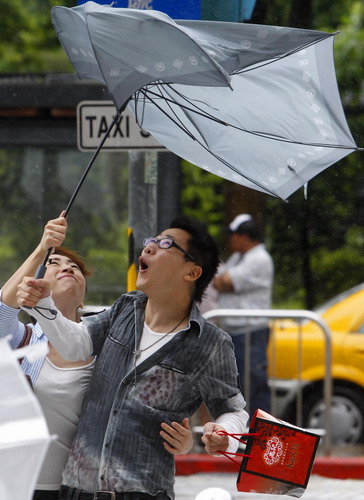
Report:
52,1,359,200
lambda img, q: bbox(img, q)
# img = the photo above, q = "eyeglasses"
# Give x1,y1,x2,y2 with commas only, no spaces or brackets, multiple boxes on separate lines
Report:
143,237,197,263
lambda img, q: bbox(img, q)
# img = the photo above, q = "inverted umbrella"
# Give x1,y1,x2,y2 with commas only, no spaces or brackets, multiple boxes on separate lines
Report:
38,2,360,277
51,1,361,201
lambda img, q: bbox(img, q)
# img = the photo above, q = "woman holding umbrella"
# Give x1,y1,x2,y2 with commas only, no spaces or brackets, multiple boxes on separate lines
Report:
0,213,193,500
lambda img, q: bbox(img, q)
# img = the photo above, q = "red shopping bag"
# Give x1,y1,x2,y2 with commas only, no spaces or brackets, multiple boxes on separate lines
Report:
236,409,320,497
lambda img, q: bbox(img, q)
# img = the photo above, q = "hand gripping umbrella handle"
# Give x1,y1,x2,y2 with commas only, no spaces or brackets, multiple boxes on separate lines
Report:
22,251,52,308
23,245,62,309
34,208,69,280
33,206,69,280
34,262,49,279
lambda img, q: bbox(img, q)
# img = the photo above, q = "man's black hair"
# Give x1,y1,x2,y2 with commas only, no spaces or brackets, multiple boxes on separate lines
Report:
168,215,220,303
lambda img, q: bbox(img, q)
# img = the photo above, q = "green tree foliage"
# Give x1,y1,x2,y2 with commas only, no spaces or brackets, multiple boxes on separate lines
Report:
0,0,74,72
181,160,225,244
0,150,36,280
332,2,364,107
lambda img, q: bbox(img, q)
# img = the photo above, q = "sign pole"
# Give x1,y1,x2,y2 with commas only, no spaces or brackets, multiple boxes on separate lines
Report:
127,151,158,291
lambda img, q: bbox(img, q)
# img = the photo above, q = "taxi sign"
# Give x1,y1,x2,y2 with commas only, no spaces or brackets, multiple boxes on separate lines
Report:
77,101,165,151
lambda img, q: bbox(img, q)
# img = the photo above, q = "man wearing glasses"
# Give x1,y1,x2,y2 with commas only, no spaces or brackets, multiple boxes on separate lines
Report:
17,215,248,500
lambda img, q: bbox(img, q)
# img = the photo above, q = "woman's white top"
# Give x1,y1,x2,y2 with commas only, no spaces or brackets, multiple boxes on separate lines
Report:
34,357,95,490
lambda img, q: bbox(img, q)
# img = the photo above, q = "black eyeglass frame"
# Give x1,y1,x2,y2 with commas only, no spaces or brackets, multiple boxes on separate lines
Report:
143,237,197,264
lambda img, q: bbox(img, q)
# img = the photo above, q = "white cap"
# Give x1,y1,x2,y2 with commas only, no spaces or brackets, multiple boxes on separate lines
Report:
195,488,233,500
229,213,252,232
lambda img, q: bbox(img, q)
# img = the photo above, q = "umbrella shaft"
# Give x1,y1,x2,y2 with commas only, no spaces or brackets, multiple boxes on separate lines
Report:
34,99,131,278
64,111,121,216
33,113,120,279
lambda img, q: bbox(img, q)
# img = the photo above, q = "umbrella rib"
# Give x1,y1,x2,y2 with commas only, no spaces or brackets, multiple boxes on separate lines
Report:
133,90,148,130
157,82,221,112
136,88,200,142
137,85,218,151
133,88,282,199
153,83,195,137
163,84,359,150
141,85,229,127
139,85,357,151
154,82,210,143
231,130,357,150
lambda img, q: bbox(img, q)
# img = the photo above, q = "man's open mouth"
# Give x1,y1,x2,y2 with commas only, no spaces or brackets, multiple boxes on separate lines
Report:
139,258,149,271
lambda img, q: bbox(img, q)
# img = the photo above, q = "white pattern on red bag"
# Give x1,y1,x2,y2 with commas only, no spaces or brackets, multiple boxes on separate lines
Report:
263,436,283,465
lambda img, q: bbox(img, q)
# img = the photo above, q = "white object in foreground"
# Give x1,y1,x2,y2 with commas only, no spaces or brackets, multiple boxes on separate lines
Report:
0,338,54,500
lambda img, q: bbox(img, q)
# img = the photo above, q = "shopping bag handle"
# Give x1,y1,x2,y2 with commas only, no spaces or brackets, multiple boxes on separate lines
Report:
217,450,252,465
216,430,260,443
216,431,260,466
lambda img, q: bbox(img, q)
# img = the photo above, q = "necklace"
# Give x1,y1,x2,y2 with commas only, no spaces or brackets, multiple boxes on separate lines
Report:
133,314,188,357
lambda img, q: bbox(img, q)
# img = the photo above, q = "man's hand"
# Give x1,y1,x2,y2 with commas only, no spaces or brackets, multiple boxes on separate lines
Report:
17,277,51,308
160,417,193,455
201,422,229,455
40,212,67,252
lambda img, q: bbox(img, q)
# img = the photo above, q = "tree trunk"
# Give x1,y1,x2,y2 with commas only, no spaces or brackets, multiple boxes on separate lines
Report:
289,0,313,28
223,181,267,228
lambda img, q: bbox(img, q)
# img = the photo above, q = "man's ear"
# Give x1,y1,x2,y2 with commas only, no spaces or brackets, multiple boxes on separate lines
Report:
185,264,202,282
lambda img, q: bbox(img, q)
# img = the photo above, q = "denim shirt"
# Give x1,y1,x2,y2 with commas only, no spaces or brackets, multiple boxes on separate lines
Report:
62,291,246,498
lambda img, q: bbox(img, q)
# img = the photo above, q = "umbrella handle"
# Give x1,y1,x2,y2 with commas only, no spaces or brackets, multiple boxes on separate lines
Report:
22,248,55,309
34,255,51,279
22,255,50,308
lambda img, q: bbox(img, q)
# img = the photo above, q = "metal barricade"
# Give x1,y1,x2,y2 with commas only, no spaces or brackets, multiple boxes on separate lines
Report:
203,308,333,456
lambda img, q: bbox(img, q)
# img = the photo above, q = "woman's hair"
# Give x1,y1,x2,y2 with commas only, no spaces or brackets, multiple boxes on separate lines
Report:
52,246,92,278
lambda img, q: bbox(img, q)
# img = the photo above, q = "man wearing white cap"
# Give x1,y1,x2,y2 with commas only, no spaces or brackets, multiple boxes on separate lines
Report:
213,214,274,416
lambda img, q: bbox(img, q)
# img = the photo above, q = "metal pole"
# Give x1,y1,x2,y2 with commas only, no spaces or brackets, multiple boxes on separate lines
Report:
270,322,277,415
127,151,158,290
296,321,303,428
244,330,251,414
203,308,333,456
156,152,181,232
